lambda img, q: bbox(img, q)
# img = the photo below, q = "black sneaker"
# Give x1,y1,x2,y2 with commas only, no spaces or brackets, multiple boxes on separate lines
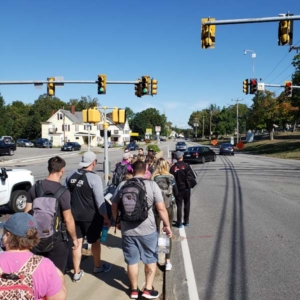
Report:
142,287,160,299
129,287,140,299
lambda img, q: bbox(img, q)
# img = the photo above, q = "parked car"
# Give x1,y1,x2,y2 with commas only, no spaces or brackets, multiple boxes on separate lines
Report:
183,146,216,164
126,142,139,151
102,142,113,148
33,138,52,148
219,143,235,155
176,141,187,151
17,138,34,147
160,137,167,141
0,140,16,156
61,142,81,151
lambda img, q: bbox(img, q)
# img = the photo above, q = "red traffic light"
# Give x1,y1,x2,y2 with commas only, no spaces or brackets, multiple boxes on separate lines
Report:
251,79,257,85
286,82,292,87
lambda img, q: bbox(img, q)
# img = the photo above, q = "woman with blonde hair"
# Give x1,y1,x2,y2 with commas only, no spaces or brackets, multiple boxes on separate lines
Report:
152,158,178,271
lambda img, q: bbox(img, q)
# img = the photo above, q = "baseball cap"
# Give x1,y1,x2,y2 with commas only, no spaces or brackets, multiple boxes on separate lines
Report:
149,148,154,151
175,151,184,159
3,213,37,238
79,151,97,167
123,153,131,160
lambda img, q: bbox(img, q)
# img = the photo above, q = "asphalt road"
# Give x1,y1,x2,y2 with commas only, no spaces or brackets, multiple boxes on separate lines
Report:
171,151,300,300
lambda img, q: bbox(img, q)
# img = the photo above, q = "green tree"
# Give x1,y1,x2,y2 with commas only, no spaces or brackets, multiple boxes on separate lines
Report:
68,96,99,110
125,107,135,127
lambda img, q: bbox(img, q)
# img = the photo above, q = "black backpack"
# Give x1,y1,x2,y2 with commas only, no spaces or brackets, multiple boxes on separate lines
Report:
118,178,150,222
112,163,128,186
31,181,67,253
154,175,174,208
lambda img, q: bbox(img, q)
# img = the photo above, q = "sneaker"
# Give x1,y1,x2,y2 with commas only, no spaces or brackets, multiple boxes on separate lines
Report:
73,270,84,282
142,287,160,299
183,222,190,227
93,263,112,274
165,263,172,271
129,288,140,299
173,222,183,228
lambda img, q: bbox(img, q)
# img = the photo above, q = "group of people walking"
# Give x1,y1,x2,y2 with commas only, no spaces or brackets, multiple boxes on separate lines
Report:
0,147,196,300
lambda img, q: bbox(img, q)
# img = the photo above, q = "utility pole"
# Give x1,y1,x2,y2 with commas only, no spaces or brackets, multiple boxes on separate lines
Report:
232,99,243,143
209,110,212,140
202,115,205,139
193,119,199,138
62,107,66,144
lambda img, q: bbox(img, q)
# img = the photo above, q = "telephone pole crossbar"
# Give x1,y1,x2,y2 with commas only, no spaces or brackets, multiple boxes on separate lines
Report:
203,15,300,26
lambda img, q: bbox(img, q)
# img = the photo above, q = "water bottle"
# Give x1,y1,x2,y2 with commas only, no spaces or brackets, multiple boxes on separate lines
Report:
158,232,170,254
100,225,109,243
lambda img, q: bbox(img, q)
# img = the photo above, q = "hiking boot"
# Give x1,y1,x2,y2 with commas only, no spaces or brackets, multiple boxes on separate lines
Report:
129,287,140,299
73,270,84,282
93,263,112,274
142,287,160,299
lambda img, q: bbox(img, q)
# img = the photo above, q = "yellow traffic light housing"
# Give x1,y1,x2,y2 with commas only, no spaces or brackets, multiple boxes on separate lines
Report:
135,80,142,98
118,109,126,124
249,78,258,95
82,109,88,123
47,77,55,97
243,79,249,94
98,74,107,95
112,108,119,123
141,76,151,95
278,19,293,46
88,107,101,124
201,18,216,49
151,79,158,96
284,80,292,97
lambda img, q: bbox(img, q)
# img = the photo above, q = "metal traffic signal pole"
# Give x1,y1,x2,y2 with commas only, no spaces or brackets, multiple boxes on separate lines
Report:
232,99,243,144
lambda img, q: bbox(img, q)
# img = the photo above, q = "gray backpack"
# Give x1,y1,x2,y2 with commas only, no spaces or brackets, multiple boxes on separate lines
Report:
32,180,67,253
154,175,174,208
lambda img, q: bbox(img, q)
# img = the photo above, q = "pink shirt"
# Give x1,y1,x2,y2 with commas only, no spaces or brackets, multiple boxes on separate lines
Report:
0,251,62,300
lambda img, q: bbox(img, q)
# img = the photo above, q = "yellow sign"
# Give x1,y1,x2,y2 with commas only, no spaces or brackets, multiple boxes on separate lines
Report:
146,128,152,134
130,132,139,136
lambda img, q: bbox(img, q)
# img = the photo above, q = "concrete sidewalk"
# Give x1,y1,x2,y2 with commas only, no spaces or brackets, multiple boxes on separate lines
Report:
64,227,164,300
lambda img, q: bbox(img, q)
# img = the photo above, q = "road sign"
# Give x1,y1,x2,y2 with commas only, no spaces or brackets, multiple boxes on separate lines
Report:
146,128,152,134
155,126,161,132
211,139,218,146
236,141,245,150
257,82,265,91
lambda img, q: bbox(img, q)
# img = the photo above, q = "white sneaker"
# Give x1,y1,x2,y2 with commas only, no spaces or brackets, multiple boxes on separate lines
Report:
165,263,172,271
73,270,84,282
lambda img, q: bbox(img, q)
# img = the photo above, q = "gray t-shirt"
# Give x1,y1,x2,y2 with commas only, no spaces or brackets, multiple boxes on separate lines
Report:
112,176,163,236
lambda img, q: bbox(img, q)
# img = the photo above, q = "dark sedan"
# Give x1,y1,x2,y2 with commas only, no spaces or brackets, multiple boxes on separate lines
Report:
61,142,81,151
219,143,234,155
183,146,216,164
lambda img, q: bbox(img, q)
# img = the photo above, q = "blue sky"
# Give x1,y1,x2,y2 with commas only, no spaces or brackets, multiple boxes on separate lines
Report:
0,0,299,129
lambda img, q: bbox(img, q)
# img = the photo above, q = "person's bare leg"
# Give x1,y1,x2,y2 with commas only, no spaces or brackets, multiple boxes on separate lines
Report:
144,263,156,290
127,263,139,289
72,238,83,274
91,240,101,268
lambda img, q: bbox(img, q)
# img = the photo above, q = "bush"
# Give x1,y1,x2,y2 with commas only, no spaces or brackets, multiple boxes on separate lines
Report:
146,144,160,153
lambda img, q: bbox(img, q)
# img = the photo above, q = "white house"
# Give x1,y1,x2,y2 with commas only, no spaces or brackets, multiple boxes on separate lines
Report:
41,106,132,147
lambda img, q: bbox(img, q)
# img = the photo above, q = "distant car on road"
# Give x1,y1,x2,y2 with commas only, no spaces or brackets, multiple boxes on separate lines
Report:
17,139,34,147
176,141,187,151
0,140,16,156
219,143,235,155
126,142,139,151
33,138,52,148
160,137,167,141
61,142,81,151
183,146,216,164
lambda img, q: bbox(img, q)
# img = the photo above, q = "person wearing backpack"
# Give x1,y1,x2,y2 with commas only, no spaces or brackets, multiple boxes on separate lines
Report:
25,156,78,274
170,151,197,228
152,157,178,271
66,151,112,282
111,160,172,299
0,213,67,300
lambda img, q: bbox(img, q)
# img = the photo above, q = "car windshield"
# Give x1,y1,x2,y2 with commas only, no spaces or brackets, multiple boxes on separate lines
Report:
221,143,232,147
187,147,201,152
65,143,73,146
177,142,186,145
23,139,30,142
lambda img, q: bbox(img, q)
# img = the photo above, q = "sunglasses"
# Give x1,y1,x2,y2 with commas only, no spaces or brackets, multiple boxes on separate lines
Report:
1,273,21,280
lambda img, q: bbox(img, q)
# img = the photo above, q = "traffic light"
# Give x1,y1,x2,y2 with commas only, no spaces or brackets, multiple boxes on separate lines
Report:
201,18,216,49
243,79,249,95
278,19,293,46
82,109,88,122
88,107,101,123
47,77,55,97
151,79,158,96
249,78,258,94
118,109,126,124
141,76,151,95
135,81,142,98
112,108,119,123
98,74,107,95
284,80,292,97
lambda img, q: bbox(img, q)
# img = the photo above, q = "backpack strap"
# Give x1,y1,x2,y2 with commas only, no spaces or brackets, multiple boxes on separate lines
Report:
35,180,44,198
68,169,88,193
19,254,43,275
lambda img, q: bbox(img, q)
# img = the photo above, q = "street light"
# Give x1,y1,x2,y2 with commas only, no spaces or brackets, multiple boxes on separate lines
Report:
244,49,256,77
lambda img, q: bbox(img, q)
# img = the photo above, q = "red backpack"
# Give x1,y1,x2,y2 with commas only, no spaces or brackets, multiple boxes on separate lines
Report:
0,255,43,300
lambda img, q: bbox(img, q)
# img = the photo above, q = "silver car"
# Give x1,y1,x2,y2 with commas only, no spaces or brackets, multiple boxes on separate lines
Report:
176,141,187,151
17,139,34,147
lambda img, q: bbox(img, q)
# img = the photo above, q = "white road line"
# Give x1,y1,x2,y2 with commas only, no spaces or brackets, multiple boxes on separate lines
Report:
179,226,200,300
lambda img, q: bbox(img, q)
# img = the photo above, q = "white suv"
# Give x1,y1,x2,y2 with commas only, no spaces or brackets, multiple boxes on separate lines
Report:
0,167,35,212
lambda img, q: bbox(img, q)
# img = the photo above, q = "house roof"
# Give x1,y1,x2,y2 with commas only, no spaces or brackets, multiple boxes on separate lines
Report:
61,110,83,123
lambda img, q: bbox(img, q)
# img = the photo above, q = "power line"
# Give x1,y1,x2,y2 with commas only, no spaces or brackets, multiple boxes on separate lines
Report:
269,63,293,83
